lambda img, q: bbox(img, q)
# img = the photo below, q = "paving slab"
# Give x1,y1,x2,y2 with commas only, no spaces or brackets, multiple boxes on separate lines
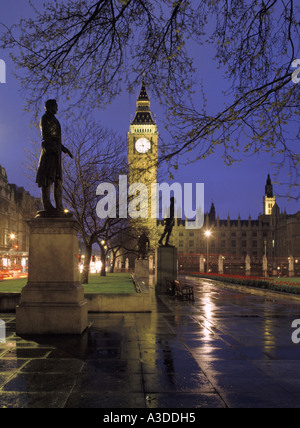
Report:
1,276,300,408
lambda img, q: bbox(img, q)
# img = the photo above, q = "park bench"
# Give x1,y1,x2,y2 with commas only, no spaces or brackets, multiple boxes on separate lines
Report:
174,280,195,302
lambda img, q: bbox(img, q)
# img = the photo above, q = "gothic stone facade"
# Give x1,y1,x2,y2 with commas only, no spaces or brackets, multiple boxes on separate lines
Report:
158,178,300,261
0,165,40,257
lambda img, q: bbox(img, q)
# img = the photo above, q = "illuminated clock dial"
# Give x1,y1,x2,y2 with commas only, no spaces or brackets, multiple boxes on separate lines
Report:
135,138,151,154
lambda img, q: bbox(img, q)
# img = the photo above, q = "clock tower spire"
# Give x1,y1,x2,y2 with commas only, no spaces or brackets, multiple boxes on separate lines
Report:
128,78,159,244
131,78,156,126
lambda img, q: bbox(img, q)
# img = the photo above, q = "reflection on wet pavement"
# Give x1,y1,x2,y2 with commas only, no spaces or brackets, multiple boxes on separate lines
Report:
1,276,300,408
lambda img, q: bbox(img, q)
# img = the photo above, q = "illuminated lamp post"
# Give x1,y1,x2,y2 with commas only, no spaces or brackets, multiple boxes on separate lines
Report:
9,233,19,271
205,230,212,273
10,232,19,250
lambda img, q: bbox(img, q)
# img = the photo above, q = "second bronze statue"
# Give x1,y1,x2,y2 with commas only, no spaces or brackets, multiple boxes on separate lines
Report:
159,197,175,247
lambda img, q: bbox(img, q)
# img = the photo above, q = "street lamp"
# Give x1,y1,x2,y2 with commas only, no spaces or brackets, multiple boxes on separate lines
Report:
9,233,19,250
264,240,268,278
205,230,212,273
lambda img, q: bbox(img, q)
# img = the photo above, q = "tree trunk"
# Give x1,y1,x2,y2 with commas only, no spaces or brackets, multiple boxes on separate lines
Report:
100,245,106,277
81,244,92,284
110,251,116,273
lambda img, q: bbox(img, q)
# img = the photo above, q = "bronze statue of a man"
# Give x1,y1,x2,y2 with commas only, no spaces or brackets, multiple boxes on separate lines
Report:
36,100,73,213
159,197,175,247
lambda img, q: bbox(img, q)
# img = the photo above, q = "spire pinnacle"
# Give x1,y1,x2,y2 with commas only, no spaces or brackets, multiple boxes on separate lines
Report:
132,78,155,125
265,173,273,198
137,77,150,102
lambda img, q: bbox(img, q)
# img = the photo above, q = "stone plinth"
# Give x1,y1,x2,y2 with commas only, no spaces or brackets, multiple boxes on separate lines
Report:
263,255,268,278
199,255,205,273
135,259,149,280
155,246,177,294
16,217,88,335
246,255,251,276
218,255,224,274
289,256,295,278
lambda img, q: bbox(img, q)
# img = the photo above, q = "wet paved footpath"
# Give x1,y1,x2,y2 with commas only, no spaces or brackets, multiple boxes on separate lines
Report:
1,276,300,408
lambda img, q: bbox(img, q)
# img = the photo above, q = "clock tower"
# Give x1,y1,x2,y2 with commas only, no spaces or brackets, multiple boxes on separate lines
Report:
263,174,276,215
128,78,159,244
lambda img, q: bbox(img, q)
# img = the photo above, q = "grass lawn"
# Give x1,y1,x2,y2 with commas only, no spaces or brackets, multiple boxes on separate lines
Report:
0,278,27,292
0,273,136,294
81,273,136,294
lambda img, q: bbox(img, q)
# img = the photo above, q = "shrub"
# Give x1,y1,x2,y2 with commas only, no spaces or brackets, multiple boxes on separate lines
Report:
190,273,300,295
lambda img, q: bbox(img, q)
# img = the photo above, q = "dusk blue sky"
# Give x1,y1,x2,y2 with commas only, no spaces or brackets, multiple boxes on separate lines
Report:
0,0,299,220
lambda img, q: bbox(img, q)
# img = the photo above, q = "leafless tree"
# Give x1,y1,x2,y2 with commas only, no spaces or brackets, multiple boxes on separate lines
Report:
1,0,299,197
62,117,130,283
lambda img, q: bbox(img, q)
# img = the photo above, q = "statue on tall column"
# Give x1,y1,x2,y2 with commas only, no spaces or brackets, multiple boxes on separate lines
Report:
159,197,175,247
36,99,73,215
138,232,150,260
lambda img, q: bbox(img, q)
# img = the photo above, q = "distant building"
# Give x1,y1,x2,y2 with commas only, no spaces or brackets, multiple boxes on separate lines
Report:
165,175,300,260
0,165,41,269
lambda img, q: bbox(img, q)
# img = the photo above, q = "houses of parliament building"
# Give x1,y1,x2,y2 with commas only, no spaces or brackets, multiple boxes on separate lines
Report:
167,175,300,260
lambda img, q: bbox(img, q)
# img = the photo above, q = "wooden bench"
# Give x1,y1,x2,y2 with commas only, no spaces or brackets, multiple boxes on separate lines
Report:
174,280,195,302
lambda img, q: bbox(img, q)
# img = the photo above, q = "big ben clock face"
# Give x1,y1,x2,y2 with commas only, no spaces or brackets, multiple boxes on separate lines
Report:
135,138,151,154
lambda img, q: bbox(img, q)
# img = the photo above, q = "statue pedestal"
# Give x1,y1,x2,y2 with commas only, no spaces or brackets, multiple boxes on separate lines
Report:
263,255,268,278
245,255,251,276
289,256,294,278
135,259,149,280
16,217,88,335
155,246,177,294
